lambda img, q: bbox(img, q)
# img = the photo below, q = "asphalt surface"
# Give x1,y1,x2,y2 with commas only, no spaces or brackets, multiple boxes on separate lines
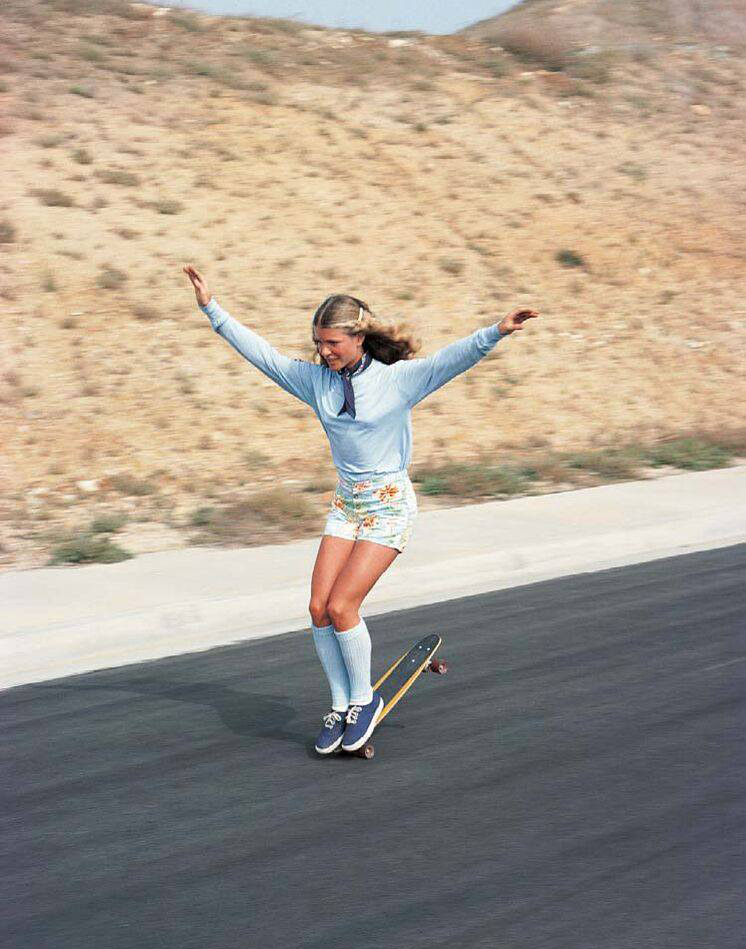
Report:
3,543,745,949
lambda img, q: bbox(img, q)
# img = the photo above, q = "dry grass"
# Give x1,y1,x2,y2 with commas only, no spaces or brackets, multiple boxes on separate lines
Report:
411,431,746,499
187,487,322,548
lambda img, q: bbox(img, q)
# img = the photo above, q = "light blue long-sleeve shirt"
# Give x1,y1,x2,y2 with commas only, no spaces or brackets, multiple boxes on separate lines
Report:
199,297,505,482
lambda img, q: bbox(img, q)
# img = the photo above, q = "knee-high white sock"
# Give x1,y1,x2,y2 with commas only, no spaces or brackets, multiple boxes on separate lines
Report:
335,618,374,706
311,623,350,712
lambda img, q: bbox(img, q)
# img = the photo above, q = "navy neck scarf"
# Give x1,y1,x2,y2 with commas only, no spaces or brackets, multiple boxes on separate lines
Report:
337,350,372,418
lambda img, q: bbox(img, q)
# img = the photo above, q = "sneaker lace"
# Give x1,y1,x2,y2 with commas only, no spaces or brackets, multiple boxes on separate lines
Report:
323,710,343,730
346,705,362,725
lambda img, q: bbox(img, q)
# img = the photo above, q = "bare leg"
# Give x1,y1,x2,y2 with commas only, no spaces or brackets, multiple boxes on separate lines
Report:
326,539,400,631
309,535,356,627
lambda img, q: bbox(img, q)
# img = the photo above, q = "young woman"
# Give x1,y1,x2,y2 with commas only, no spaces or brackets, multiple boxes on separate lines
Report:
183,264,538,754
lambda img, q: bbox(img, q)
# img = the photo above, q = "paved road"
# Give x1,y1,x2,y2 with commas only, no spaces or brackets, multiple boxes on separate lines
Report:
3,544,745,949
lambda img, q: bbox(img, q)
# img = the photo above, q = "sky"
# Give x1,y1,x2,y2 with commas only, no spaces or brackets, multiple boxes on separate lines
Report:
151,0,523,35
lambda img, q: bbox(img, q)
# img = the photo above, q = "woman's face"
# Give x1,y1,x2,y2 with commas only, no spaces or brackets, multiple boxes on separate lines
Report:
313,327,364,370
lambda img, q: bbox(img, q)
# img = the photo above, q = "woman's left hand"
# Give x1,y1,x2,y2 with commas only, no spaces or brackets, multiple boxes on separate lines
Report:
498,308,540,335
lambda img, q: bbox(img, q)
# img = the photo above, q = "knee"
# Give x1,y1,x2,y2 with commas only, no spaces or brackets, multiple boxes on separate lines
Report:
309,598,331,627
326,597,354,627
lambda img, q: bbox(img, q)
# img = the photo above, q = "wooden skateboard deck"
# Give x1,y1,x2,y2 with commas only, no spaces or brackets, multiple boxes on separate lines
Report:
341,633,448,759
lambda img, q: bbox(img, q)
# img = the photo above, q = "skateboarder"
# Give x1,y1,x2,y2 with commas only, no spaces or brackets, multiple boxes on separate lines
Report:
183,265,538,753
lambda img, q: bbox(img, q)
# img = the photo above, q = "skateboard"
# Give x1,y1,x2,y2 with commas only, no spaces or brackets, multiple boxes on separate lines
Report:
341,633,448,759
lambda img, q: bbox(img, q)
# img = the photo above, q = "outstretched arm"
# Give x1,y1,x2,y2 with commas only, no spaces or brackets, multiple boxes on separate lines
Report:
184,265,317,408
200,298,317,408
393,309,538,408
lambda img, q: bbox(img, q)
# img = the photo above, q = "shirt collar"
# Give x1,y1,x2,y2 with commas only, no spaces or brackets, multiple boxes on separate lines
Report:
338,351,371,377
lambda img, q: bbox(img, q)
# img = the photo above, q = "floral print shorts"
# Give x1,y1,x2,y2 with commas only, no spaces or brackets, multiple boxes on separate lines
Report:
323,470,418,553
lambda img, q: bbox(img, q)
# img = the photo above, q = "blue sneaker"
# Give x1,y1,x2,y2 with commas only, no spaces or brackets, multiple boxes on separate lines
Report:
341,690,384,751
315,709,347,754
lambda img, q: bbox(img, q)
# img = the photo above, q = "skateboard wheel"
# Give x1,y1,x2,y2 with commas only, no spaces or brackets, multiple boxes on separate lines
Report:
355,744,375,759
429,658,448,675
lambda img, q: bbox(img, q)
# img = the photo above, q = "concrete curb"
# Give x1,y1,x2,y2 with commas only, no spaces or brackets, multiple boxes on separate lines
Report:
2,466,744,691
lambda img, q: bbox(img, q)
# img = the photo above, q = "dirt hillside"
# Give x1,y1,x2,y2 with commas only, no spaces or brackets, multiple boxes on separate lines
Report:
1,0,745,570
463,0,746,50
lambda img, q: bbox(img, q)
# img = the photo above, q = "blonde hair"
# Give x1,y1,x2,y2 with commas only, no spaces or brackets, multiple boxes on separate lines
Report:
311,294,421,367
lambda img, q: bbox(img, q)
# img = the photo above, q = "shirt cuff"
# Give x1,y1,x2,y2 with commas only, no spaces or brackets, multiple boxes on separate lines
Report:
199,297,228,330
476,323,503,350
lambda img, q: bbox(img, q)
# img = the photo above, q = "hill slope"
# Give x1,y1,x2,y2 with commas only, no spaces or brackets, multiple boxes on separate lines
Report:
463,0,746,49
1,0,744,569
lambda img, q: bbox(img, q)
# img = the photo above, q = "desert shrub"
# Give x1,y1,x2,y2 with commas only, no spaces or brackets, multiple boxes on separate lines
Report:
109,472,158,495
97,266,128,289
94,168,140,186
48,532,132,565
151,199,183,214
0,220,16,243
555,249,585,268
562,446,646,479
188,487,319,546
438,257,464,275
171,13,209,32
412,461,540,497
133,304,158,321
31,188,75,207
77,43,106,62
617,161,647,182
90,513,128,533
565,50,618,84
36,133,66,148
483,24,573,72
645,437,732,470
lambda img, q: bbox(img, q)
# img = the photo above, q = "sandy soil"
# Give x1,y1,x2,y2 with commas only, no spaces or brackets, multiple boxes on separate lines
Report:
1,1,745,570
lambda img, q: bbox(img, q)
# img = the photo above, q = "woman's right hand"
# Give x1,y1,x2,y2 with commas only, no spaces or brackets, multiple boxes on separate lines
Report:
183,265,211,307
